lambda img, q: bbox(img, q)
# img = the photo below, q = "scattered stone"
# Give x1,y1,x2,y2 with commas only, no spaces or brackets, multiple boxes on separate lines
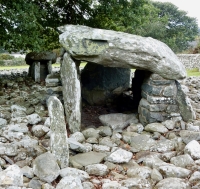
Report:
158,165,191,178
60,167,90,181
99,113,138,131
155,177,190,189
170,154,194,168
85,164,108,176
70,151,107,167
130,135,156,152
184,140,200,160
27,113,41,125
127,166,152,179
0,118,7,127
33,152,60,183
144,123,168,134
56,176,83,189
0,164,23,187
105,148,133,163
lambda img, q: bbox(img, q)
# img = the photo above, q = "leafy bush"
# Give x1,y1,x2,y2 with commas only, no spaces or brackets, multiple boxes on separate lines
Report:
0,53,15,60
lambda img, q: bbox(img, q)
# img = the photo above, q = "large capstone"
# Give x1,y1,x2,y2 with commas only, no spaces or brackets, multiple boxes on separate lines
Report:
59,25,186,80
25,51,57,82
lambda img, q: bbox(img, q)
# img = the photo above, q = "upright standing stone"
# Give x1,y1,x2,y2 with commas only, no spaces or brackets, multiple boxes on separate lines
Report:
60,52,81,133
47,96,69,168
34,62,40,83
47,60,53,74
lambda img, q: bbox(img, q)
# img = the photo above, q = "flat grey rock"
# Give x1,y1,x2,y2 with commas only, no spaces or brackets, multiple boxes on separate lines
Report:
70,151,107,167
85,164,108,176
144,123,168,134
130,134,156,152
170,154,194,168
158,165,191,178
33,152,60,183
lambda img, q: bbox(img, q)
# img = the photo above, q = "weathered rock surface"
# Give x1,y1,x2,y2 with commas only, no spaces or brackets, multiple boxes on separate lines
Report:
59,24,186,80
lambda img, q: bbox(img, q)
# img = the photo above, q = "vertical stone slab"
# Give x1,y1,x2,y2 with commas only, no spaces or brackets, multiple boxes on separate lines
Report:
34,62,40,83
47,96,69,168
47,60,53,74
175,80,196,122
60,52,81,133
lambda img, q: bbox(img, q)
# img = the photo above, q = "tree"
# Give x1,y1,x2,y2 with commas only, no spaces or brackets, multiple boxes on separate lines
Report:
88,0,155,33
1,0,198,53
0,0,94,52
0,0,46,52
151,1,199,52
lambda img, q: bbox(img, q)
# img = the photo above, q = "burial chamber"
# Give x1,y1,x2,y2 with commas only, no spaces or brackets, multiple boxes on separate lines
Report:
58,24,195,133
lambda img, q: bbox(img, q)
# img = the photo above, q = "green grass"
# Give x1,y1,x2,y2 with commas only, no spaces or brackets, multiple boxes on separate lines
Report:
1,64,200,77
0,65,28,70
187,68,200,77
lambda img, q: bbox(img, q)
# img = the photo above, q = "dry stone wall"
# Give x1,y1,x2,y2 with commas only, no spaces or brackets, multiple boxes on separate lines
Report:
177,54,200,70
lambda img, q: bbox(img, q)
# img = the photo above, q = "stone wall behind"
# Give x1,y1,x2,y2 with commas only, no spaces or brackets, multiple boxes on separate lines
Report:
177,54,200,70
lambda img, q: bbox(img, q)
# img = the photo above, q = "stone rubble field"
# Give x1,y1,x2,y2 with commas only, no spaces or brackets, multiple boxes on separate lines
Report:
1,68,200,189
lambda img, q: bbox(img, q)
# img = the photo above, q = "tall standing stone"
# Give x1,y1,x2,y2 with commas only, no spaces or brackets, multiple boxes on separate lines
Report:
47,96,69,168
60,52,81,133
34,62,40,83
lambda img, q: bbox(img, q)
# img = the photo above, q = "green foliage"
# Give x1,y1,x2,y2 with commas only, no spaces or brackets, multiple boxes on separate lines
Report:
89,0,153,33
151,1,199,52
0,0,199,54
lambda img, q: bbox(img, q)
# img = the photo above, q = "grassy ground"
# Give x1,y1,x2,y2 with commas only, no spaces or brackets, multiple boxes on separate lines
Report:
1,64,200,77
187,68,200,77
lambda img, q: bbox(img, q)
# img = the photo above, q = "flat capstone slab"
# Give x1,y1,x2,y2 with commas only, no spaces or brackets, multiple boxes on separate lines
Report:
25,52,57,65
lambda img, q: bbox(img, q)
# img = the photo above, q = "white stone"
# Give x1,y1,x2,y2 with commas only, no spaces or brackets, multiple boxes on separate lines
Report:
0,164,23,186
105,148,133,163
184,140,200,160
32,125,50,138
8,123,28,133
11,105,26,118
26,113,41,125
60,167,90,181
0,118,7,127
56,176,83,189
144,123,168,134
21,166,34,178
99,113,138,131
69,132,85,143
85,164,108,176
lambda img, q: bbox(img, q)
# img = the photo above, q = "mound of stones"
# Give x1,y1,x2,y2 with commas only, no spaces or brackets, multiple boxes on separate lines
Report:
1,68,200,189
